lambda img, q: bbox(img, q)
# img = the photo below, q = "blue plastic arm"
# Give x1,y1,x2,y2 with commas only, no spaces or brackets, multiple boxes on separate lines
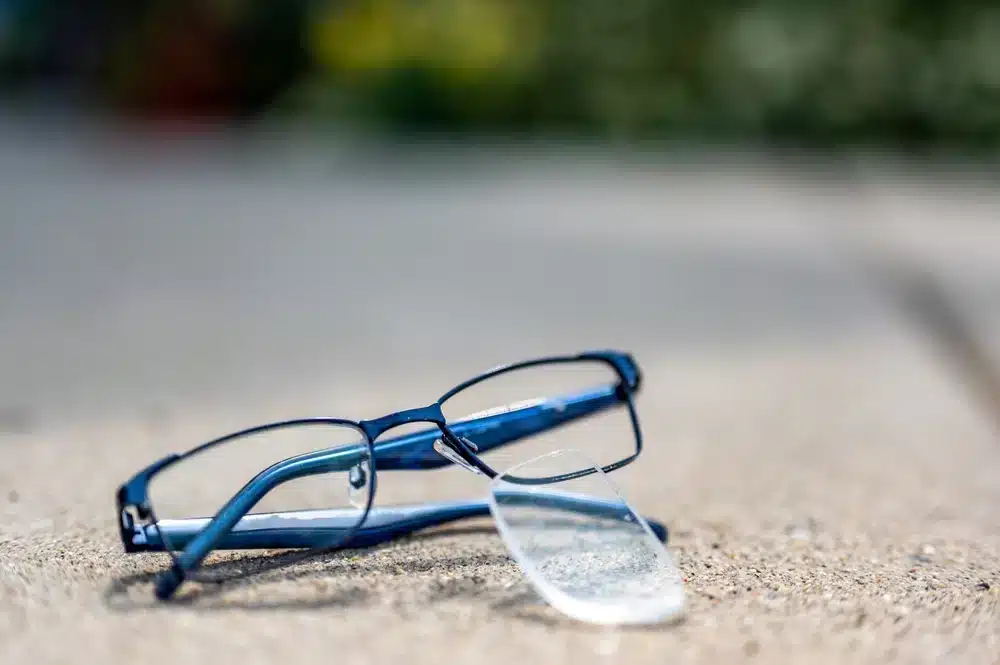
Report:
131,498,668,552
373,384,623,470
169,385,624,568
153,383,634,598
170,385,623,565
166,442,370,579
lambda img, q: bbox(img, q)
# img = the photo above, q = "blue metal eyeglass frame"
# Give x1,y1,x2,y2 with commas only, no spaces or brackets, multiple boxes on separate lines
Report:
115,350,665,600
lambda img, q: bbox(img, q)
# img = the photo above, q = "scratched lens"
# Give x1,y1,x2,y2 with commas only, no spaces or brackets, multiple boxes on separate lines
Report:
489,449,685,625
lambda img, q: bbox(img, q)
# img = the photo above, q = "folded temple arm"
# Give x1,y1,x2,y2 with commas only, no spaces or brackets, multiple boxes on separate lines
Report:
127,498,668,552
160,384,627,568
146,382,636,599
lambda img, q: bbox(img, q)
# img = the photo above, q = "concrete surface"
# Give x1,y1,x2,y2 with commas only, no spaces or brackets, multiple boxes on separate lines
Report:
1,123,999,664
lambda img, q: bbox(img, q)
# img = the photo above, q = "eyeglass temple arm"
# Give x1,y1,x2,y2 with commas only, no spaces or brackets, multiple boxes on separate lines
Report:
133,498,668,553
154,442,369,598
154,384,631,598
373,384,627,471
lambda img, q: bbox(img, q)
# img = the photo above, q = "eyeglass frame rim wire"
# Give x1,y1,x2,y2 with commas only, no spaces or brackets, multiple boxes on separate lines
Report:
115,349,646,599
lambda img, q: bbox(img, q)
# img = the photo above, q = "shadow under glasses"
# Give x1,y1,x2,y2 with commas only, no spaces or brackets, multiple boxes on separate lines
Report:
102,524,685,632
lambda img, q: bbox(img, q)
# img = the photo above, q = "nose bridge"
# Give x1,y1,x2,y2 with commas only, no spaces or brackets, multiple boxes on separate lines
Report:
361,403,445,440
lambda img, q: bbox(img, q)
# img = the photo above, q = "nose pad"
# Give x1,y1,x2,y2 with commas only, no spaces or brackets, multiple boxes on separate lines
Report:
347,461,369,509
433,438,484,476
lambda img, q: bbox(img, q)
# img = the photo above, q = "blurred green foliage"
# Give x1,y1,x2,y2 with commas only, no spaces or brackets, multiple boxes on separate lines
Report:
2,0,1000,149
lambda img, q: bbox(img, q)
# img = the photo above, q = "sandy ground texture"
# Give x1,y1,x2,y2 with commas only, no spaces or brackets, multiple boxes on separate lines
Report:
1,123,999,664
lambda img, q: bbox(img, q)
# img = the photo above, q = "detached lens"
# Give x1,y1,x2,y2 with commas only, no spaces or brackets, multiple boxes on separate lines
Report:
488,449,685,625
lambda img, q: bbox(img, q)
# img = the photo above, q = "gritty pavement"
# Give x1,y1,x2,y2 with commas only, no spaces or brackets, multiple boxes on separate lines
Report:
1,121,999,664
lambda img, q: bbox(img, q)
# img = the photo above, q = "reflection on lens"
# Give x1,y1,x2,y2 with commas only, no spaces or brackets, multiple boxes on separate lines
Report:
148,421,372,564
488,449,685,625
441,359,638,477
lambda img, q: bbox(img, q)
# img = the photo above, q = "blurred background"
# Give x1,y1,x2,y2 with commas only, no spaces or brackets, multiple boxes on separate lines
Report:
3,5,1000,663
2,0,1000,149
1,0,999,508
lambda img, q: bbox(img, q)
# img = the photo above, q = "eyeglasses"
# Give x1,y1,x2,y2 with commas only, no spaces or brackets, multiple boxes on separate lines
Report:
116,350,685,624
